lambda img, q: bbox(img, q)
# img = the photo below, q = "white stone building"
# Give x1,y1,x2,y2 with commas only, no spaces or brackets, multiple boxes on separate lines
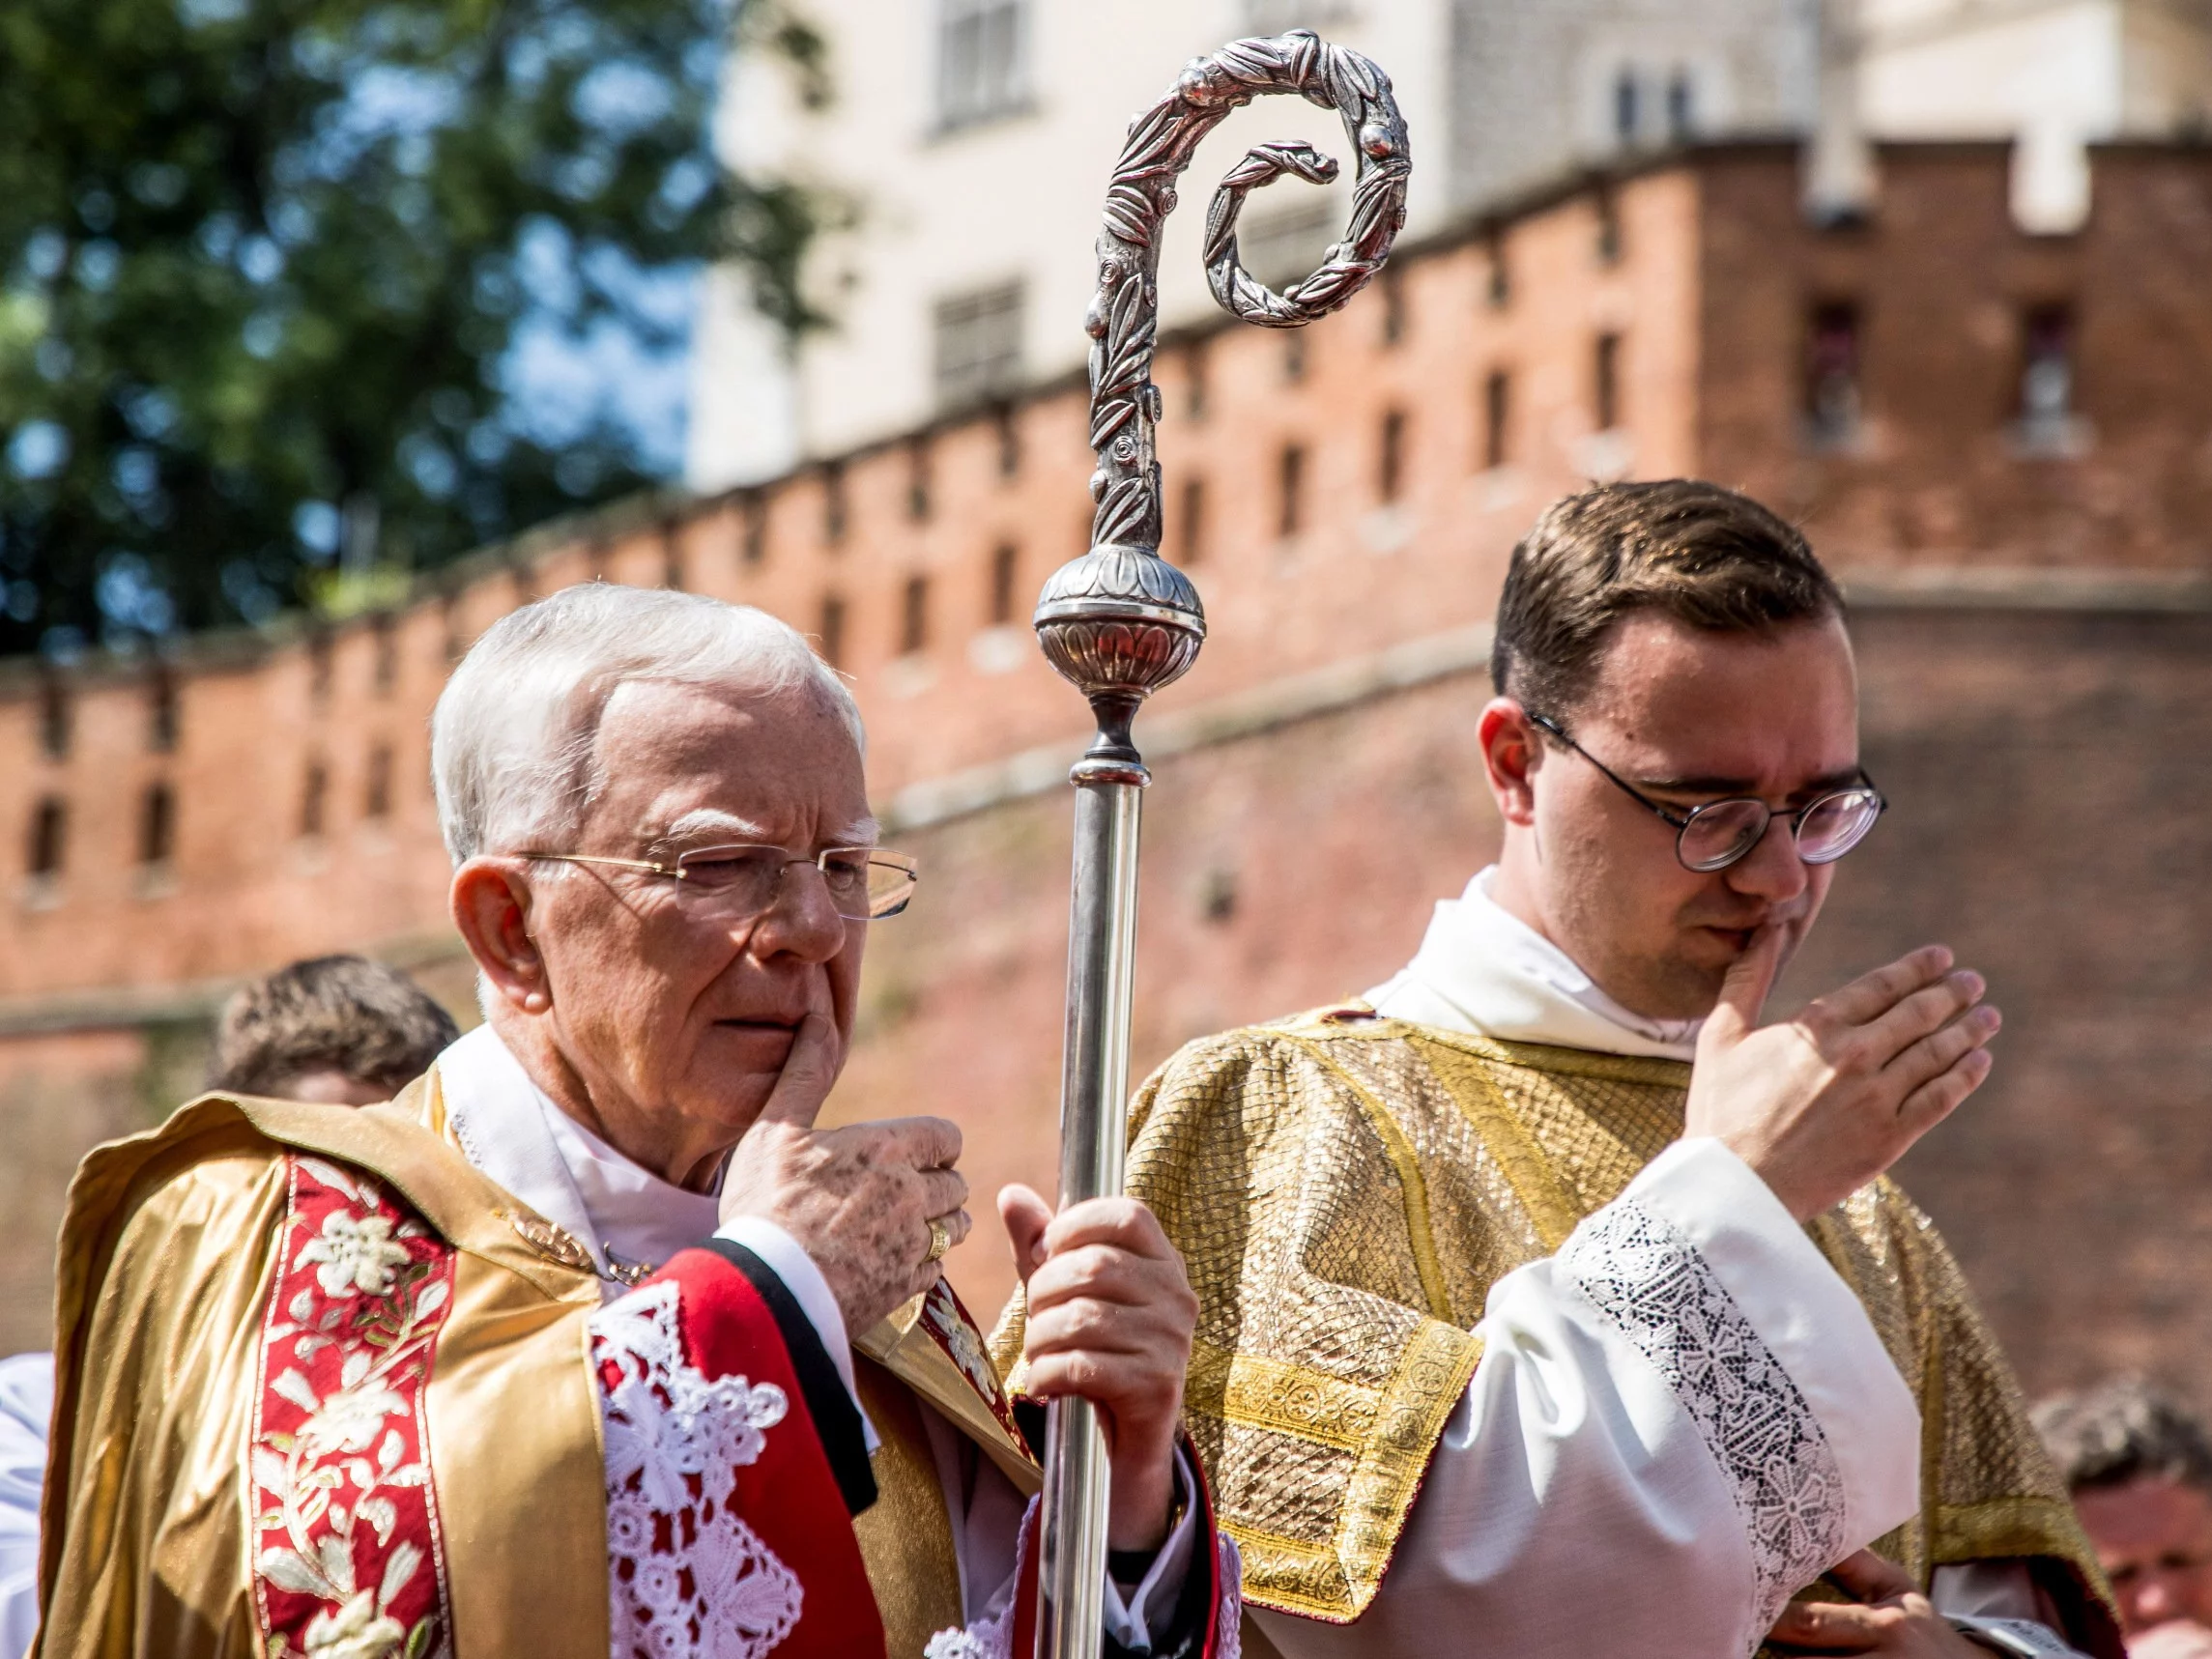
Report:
685,0,2212,490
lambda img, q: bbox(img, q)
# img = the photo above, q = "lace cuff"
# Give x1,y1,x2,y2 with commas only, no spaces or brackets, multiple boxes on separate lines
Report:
1556,1139,1920,1644
1623,1138,1923,1551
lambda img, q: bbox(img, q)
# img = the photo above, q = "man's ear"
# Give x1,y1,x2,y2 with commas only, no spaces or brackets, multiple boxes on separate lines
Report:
450,858,551,1015
1478,698,1542,827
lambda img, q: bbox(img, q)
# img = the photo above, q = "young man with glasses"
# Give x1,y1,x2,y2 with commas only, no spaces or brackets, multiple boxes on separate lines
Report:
1108,481,2119,1657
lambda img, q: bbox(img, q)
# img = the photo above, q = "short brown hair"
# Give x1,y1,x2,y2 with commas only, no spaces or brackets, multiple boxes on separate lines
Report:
2034,1378,2212,1495
1489,479,1844,716
211,955,459,1099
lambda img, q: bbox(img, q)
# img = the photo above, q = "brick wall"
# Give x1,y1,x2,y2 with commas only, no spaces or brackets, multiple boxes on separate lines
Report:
1,141,2208,1388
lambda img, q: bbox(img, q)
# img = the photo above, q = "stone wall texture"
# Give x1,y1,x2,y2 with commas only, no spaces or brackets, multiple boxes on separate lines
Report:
1,142,2208,1399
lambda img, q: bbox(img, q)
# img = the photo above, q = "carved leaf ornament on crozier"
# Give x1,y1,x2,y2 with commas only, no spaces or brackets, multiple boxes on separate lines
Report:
1033,30,1411,758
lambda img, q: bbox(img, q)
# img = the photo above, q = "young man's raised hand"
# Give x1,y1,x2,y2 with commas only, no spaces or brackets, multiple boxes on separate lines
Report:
1687,927,2001,1221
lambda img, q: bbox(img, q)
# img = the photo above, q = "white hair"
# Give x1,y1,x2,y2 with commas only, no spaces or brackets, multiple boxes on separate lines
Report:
431,583,863,866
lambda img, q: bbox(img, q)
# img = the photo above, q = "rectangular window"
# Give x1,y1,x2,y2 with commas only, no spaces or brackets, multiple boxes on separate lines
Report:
140,782,175,867
26,797,65,877
2021,303,2075,419
934,282,1024,413
1278,443,1306,538
1185,340,1210,421
1614,71,1640,145
821,460,847,546
989,543,1020,625
1380,268,1406,346
372,616,398,694
1594,332,1623,432
2015,302,2083,456
741,491,768,565
301,760,328,839
906,439,933,523
819,594,847,669
994,402,1021,478
307,632,333,705
149,669,179,753
1666,71,1696,141
1804,300,1862,448
1283,331,1307,385
661,525,686,591
1378,409,1407,501
1483,369,1511,470
364,744,392,819
1178,477,1206,565
937,0,1027,131
1485,234,1509,308
38,675,69,760
1595,191,1623,265
900,575,931,656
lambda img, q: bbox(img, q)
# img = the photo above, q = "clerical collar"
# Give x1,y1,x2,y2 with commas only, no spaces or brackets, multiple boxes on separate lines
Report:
1365,866,1704,1062
433,1024,723,1293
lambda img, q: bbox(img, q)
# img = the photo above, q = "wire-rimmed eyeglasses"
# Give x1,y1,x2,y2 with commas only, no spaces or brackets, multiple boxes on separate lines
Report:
1524,711,1885,873
521,844,919,921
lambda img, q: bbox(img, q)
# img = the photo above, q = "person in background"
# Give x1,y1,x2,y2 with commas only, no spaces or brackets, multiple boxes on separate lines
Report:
207,953,460,1105
2036,1380,2212,1657
0,955,458,1659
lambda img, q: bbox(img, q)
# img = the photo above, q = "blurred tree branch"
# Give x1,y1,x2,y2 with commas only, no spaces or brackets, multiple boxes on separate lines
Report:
0,0,830,652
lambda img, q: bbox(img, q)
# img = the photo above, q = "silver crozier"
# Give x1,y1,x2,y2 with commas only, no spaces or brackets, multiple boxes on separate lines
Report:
1028,31,1411,1659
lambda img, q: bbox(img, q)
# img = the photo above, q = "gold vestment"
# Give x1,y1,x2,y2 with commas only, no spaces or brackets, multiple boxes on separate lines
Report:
1102,1010,2111,1641
37,1079,1034,1659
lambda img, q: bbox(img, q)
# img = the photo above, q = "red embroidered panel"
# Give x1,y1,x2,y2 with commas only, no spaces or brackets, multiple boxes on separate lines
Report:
251,1154,458,1659
915,1278,1029,1452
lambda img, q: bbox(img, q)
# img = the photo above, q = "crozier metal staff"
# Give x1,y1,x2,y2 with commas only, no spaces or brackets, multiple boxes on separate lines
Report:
1028,31,1409,1659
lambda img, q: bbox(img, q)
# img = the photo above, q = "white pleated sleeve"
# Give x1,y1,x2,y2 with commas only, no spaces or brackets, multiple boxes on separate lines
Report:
1253,1137,1923,1659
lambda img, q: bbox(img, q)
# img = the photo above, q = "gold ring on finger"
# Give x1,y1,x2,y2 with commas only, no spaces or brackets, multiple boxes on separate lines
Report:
924,1216,952,1265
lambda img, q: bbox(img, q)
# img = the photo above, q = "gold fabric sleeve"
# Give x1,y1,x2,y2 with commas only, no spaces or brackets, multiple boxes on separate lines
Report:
1119,1013,2114,1643
1120,1023,1482,1622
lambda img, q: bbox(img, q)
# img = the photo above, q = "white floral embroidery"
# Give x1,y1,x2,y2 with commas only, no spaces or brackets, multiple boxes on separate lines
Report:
254,1172,446,1659
298,1211,414,1298
591,1280,802,1659
302,1588,406,1659
1562,1198,1847,1647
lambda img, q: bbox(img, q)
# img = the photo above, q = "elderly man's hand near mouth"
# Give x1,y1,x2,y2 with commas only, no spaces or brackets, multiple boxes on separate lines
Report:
721,1011,976,1335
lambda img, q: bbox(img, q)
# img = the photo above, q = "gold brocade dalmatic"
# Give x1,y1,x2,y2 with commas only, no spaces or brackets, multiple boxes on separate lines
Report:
39,1081,1039,1659
37,1091,614,1659
1104,1010,2111,1635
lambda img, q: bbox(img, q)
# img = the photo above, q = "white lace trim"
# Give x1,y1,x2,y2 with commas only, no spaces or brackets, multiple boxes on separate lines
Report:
591,1280,804,1659
1562,1198,1847,1644
923,1496,1031,1659
1212,1532,1243,1659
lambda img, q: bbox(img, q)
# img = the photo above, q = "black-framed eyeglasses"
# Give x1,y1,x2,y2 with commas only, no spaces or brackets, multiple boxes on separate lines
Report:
1525,710,1885,873
521,844,919,921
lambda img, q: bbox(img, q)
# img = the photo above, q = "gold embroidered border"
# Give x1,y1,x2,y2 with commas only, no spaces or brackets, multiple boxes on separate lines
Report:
1229,1317,1483,1622
1930,1496,2101,1567
1191,1338,1381,1453
1281,1035,1452,1322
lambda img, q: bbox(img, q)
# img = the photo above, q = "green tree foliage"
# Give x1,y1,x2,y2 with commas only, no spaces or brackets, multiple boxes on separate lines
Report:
0,0,822,654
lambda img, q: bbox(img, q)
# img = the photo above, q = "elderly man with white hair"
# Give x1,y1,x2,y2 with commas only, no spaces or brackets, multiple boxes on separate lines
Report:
36,585,1238,1659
